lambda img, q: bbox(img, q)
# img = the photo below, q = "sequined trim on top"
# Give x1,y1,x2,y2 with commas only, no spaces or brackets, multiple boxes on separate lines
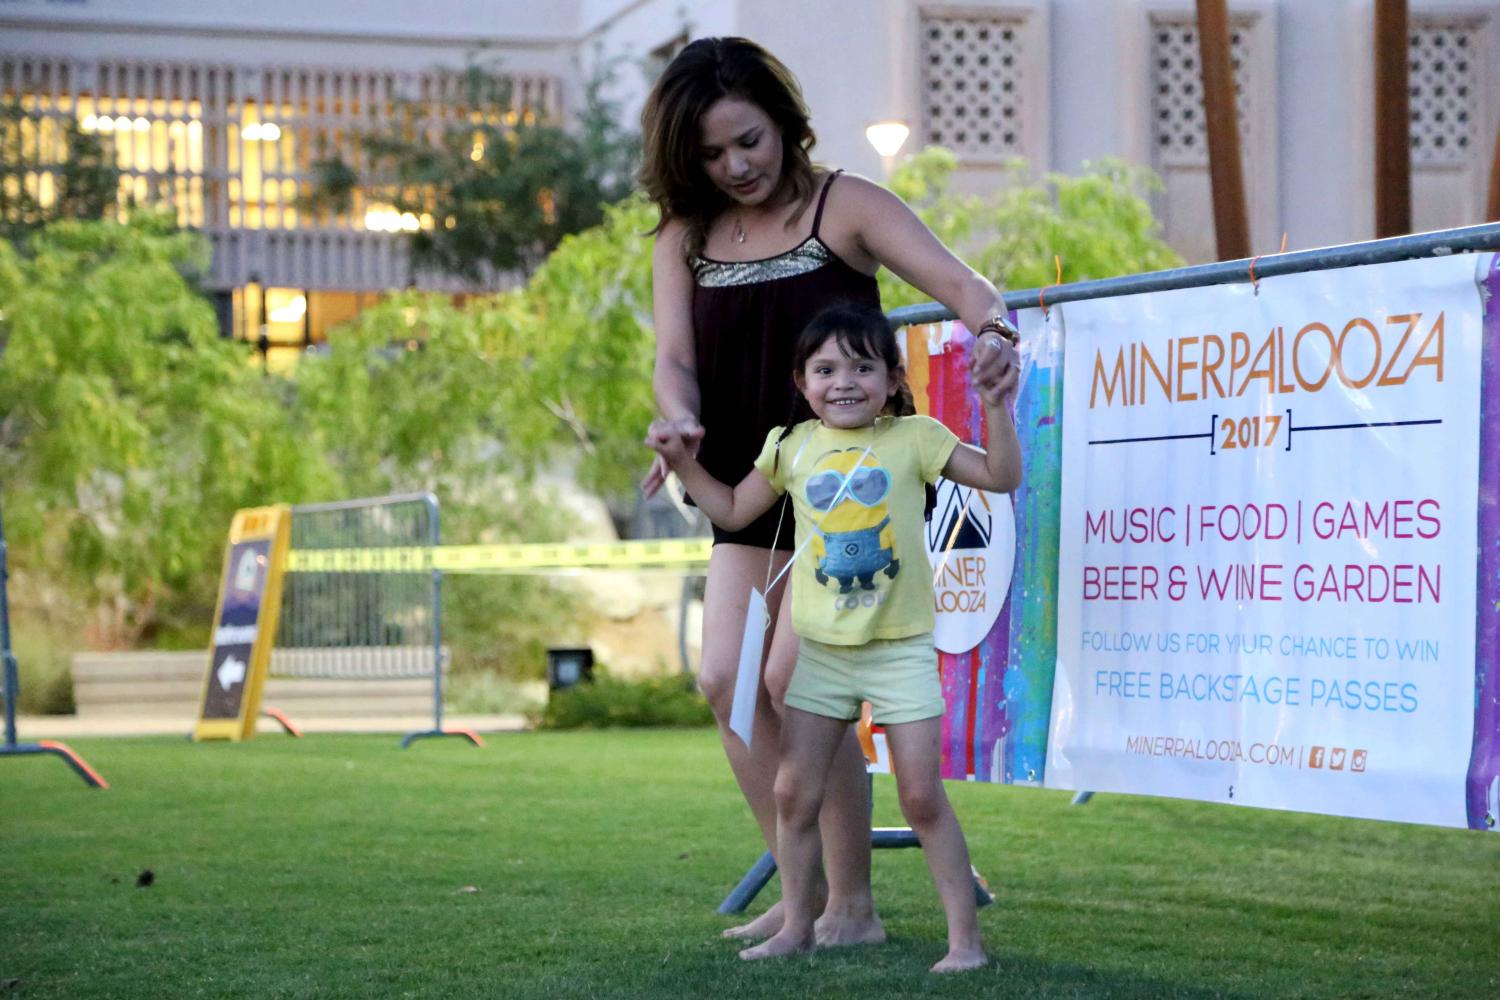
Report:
690,238,833,288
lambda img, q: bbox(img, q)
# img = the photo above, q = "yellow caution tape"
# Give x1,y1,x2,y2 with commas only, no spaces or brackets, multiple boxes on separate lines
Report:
285,537,713,573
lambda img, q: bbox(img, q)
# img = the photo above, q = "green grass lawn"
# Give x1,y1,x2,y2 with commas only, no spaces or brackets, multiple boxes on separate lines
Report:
2,729,1497,999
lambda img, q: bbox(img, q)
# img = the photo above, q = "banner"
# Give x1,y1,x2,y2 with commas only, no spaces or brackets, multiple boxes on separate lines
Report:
1045,254,1497,829
903,310,1062,784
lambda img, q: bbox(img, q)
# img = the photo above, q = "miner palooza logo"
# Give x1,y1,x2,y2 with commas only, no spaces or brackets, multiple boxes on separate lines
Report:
925,479,1016,653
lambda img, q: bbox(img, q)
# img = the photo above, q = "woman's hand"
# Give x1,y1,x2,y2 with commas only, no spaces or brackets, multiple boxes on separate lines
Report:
641,454,672,499
641,418,705,496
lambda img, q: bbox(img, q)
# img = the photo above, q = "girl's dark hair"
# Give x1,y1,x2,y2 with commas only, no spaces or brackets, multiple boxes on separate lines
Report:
791,302,916,418
639,37,818,257
773,301,913,474
783,302,936,519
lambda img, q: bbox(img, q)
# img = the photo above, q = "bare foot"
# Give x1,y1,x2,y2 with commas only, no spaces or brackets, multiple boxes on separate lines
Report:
930,946,988,974
722,901,783,941
739,929,815,961
813,910,886,948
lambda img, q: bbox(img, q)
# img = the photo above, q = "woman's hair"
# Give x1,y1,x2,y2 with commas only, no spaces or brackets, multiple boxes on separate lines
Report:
639,37,818,257
791,302,916,419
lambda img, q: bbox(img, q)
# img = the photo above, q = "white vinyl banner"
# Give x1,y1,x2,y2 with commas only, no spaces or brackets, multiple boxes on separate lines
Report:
1046,255,1489,826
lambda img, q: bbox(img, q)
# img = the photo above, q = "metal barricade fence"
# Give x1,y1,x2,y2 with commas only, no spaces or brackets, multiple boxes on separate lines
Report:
273,492,478,747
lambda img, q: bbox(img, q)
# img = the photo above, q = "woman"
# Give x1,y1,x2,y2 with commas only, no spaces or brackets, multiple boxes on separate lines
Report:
640,36,1015,944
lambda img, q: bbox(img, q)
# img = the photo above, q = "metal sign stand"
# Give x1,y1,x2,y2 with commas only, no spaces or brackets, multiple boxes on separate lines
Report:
717,775,992,915
0,502,107,788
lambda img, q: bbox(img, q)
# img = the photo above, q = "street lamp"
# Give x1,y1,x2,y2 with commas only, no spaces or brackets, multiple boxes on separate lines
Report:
865,121,911,176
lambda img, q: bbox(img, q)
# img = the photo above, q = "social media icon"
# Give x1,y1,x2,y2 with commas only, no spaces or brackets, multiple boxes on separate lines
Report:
1330,747,1347,771
1308,746,1325,769
1351,749,1367,773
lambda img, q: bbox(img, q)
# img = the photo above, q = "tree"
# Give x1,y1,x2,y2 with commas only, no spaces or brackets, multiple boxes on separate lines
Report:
0,212,333,643
288,192,658,501
310,58,640,285
0,102,121,246
880,150,1183,308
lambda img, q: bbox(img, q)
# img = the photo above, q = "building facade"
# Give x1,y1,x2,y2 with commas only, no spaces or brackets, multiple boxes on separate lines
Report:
5,0,1498,361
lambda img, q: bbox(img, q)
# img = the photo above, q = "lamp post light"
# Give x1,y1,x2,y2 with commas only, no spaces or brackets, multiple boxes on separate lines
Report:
865,121,911,177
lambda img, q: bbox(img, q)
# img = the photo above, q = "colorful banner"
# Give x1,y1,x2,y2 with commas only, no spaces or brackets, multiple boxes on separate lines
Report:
903,310,1061,784
1044,254,1497,829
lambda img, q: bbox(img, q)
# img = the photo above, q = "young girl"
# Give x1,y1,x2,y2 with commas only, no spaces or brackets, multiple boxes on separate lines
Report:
646,302,1021,973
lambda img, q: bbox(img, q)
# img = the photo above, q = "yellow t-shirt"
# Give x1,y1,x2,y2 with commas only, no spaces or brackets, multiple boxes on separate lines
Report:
753,415,960,646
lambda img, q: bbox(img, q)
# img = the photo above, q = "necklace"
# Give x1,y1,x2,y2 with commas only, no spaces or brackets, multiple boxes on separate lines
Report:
732,215,747,244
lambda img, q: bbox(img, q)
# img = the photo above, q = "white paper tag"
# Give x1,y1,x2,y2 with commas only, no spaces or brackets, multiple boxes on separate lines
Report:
729,587,768,748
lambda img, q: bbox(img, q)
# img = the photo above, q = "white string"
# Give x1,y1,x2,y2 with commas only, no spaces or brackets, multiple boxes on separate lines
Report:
761,424,881,612
761,430,813,598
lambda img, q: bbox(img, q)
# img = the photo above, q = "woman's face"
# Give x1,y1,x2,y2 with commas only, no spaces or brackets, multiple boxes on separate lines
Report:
698,96,784,207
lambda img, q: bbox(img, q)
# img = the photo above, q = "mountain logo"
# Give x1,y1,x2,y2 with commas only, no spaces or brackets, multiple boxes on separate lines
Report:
925,479,1016,654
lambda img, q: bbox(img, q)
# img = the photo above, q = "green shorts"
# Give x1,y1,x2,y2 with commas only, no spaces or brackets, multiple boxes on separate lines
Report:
785,632,945,726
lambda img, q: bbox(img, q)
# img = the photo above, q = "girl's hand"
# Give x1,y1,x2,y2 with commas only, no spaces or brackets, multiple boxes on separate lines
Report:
976,346,1020,408
970,330,1018,388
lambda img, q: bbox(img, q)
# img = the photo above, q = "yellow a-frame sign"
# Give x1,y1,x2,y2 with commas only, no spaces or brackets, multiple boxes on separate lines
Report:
193,505,291,742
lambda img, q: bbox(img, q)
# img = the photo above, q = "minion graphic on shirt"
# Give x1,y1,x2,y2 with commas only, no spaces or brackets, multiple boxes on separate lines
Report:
805,448,901,593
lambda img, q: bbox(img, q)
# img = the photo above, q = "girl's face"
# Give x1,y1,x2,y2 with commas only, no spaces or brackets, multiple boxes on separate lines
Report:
698,96,784,207
795,334,898,431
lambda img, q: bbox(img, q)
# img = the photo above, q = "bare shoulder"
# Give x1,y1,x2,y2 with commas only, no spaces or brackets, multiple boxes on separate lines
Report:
653,217,689,257
825,171,903,216
653,218,695,279
818,171,906,271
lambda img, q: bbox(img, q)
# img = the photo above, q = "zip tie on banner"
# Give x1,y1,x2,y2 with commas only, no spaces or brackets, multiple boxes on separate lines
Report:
1250,233,1289,296
1039,254,1062,319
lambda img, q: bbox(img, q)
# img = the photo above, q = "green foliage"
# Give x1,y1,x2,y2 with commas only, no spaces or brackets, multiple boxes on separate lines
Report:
506,193,659,494
533,670,714,729
0,211,589,677
0,211,334,643
6,613,76,714
311,58,639,284
880,149,1183,309
289,291,520,500
290,193,659,500
0,101,122,245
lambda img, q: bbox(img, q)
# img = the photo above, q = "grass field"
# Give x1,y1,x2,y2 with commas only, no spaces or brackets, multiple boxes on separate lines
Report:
2,729,1497,999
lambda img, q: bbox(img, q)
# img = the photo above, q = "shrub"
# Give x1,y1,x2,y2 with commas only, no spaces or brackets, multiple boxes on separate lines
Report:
533,670,714,730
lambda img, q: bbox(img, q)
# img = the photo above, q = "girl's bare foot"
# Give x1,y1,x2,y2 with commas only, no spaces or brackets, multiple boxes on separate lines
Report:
930,945,988,974
739,928,815,961
813,910,886,948
721,901,783,940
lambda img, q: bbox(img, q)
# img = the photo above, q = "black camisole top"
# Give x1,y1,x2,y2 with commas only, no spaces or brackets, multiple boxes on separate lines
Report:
688,170,881,548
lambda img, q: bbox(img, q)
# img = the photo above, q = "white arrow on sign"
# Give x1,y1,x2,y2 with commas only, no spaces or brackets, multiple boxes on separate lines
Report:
217,656,247,691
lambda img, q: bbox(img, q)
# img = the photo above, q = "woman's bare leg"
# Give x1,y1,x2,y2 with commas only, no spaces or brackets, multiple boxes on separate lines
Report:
697,544,793,939
739,707,849,960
